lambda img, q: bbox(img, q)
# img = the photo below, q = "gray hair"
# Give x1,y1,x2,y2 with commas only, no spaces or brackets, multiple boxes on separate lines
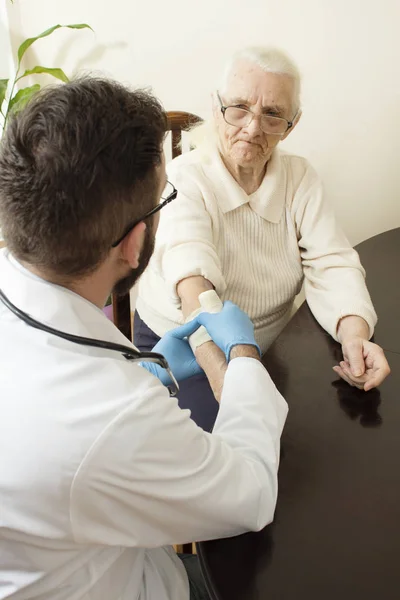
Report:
186,46,301,152
220,46,301,112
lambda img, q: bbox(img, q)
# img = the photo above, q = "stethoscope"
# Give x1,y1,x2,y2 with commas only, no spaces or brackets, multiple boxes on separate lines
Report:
0,287,179,397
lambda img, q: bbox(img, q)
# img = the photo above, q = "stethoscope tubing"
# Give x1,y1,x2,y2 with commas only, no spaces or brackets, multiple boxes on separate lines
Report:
0,287,179,396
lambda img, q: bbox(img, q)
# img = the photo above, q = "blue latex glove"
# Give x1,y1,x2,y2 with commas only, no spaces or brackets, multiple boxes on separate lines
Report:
141,318,203,386
197,300,260,361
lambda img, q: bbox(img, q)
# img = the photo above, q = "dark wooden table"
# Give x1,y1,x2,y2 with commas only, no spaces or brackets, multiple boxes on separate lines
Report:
198,227,400,600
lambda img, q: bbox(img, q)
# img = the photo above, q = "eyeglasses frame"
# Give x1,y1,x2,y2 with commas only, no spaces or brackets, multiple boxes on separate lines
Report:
111,182,178,248
216,91,295,135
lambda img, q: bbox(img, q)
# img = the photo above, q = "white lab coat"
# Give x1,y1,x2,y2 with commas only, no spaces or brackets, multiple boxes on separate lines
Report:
0,249,288,600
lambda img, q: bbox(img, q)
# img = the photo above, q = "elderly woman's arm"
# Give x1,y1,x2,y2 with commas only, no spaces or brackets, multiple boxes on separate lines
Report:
177,275,214,316
156,164,227,306
177,275,228,401
155,163,230,400
291,162,390,390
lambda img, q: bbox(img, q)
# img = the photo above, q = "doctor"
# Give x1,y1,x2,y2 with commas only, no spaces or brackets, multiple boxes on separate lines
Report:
0,78,288,600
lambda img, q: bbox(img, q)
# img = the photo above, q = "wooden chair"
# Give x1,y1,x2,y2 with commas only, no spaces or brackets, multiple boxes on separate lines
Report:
167,110,203,160
111,110,202,341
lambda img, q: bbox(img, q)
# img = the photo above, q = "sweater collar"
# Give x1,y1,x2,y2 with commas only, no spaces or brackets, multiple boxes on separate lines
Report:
208,147,286,223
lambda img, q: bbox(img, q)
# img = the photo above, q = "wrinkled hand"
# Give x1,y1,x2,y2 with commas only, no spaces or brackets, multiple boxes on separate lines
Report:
197,300,260,361
333,337,390,392
141,319,203,386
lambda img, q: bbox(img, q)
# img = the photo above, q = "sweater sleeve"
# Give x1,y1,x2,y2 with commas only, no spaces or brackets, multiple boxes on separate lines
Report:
291,161,377,341
155,162,226,305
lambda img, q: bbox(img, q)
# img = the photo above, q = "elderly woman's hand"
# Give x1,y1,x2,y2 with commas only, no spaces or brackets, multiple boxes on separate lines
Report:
334,316,391,391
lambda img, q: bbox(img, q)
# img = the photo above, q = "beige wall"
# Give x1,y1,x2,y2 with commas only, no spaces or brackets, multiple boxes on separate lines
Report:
2,0,400,246
0,1,13,77
0,0,14,135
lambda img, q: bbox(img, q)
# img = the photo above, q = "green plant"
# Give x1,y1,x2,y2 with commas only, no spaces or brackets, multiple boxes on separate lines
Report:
0,23,92,135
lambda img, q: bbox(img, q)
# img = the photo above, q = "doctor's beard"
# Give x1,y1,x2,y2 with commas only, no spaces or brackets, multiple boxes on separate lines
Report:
112,226,155,297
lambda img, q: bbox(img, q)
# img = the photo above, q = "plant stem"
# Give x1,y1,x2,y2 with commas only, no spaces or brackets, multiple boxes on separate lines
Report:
3,61,21,130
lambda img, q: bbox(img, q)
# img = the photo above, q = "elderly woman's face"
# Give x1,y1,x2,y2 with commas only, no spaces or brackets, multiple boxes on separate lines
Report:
215,60,297,169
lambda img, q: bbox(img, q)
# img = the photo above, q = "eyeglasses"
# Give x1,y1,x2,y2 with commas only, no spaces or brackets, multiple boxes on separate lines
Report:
111,181,177,248
217,92,294,135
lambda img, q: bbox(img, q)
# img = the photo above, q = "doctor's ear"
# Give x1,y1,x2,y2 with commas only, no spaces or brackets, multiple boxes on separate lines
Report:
120,222,147,269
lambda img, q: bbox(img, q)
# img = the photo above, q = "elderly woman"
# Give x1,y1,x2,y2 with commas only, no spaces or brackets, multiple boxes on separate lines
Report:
135,46,390,430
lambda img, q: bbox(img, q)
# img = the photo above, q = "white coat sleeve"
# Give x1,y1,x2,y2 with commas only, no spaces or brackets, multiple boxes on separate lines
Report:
291,163,377,340
69,358,288,547
155,164,226,304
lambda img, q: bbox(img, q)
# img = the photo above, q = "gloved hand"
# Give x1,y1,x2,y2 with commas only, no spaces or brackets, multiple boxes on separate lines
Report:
141,318,203,386
197,300,260,361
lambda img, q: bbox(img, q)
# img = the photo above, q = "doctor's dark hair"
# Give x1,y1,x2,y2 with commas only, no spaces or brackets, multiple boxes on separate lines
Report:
0,77,167,277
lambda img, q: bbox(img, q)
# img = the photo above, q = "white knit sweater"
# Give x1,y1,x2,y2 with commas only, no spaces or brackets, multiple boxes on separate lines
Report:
137,147,377,354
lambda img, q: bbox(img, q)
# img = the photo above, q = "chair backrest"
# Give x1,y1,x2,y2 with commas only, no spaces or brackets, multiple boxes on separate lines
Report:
111,110,203,340
167,111,202,159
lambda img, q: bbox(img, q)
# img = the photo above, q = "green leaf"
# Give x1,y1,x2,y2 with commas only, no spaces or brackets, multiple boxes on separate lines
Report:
17,66,69,83
8,84,41,115
0,79,9,109
17,24,93,65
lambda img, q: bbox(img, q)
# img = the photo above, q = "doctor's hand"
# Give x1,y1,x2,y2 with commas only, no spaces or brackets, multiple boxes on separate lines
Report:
334,316,390,392
197,301,261,361
141,319,203,386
